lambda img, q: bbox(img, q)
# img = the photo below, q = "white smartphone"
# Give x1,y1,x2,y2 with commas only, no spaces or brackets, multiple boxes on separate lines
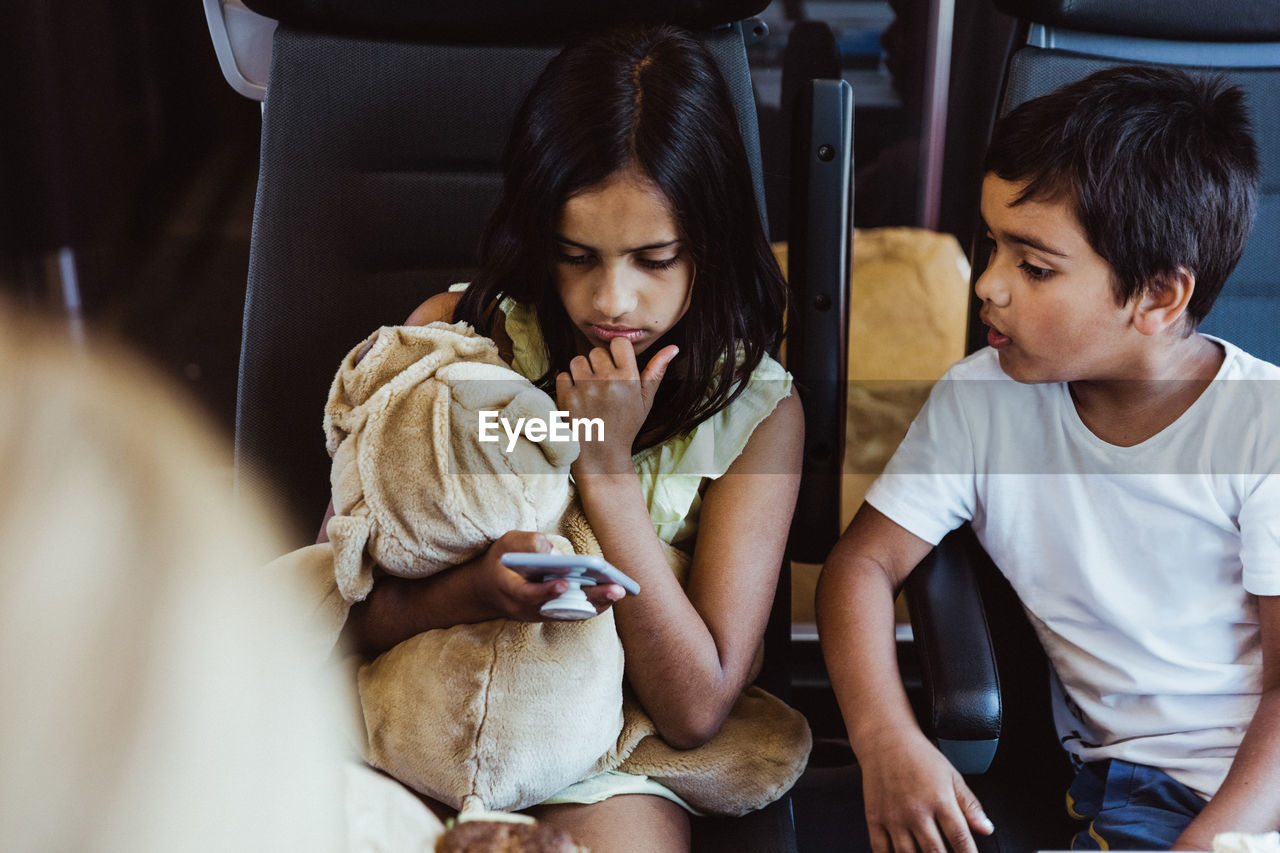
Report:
500,552,640,620
500,552,640,595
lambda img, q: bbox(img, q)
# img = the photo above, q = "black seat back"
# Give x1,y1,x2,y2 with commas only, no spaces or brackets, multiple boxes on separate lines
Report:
963,0,1280,361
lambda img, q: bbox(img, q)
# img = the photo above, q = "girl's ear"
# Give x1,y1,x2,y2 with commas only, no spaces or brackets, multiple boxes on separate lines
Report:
1134,266,1195,336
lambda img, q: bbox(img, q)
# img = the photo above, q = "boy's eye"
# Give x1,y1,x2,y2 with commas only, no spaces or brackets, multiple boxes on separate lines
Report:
1018,260,1052,281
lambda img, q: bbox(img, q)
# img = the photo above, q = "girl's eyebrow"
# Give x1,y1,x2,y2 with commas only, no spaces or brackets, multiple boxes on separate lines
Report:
555,235,681,253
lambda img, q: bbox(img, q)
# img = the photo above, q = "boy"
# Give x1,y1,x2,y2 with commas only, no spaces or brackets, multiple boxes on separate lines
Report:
817,66,1280,852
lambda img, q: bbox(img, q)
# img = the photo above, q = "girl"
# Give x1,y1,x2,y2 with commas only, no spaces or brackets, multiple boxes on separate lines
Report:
342,25,803,852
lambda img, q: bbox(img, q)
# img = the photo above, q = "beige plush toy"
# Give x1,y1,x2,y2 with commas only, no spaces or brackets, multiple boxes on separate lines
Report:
295,320,811,818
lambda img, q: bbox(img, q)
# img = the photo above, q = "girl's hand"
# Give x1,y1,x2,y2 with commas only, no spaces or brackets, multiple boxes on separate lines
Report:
474,531,625,621
555,338,679,474
858,733,994,853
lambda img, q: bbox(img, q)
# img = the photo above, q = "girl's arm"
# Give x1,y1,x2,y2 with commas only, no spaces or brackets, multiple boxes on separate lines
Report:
1172,594,1280,850
404,290,461,327
577,394,802,748
561,339,804,748
343,530,595,655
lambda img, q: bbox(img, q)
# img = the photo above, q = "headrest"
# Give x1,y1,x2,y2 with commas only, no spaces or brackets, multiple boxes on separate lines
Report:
240,0,770,41
995,0,1280,42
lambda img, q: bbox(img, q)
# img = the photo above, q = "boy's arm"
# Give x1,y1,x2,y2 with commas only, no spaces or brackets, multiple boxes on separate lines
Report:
818,503,993,853
1172,594,1280,851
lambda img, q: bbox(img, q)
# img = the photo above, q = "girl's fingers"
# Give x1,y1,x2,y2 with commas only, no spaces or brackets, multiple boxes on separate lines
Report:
496,530,553,556
639,344,679,401
566,354,591,382
609,336,638,374
583,584,626,612
587,345,615,373
512,578,567,603
555,371,574,405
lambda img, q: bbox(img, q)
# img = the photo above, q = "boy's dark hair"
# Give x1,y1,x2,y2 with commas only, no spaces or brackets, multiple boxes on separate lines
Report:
456,25,789,450
984,66,1260,327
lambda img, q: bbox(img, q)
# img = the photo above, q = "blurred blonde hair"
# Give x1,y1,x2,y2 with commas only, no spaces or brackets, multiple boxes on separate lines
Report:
0,300,351,851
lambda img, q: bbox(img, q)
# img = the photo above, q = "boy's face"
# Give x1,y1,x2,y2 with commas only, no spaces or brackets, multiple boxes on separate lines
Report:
976,174,1136,384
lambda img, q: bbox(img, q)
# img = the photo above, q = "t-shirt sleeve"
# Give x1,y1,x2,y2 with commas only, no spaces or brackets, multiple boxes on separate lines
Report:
1238,364,1280,596
864,369,978,546
1241,472,1280,596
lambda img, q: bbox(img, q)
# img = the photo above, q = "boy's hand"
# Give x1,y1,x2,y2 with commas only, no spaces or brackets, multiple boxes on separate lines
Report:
859,733,994,853
555,338,679,474
1169,828,1216,852
473,531,624,621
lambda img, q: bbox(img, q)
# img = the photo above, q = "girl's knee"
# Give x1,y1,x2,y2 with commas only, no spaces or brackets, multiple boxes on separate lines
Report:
527,795,691,853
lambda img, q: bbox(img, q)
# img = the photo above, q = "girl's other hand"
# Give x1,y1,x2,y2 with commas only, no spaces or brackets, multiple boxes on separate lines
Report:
475,531,624,621
555,338,679,473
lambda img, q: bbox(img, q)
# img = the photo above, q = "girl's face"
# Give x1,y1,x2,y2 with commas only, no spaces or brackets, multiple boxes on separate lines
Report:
554,169,694,357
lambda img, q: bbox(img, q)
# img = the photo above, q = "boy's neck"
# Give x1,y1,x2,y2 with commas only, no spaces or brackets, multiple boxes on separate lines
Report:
1067,333,1225,447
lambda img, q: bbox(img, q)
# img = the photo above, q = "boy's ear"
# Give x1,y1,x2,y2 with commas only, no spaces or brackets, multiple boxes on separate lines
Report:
1133,266,1195,336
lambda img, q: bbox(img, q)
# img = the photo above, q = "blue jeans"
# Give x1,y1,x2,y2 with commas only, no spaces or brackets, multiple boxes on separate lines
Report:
1065,760,1205,850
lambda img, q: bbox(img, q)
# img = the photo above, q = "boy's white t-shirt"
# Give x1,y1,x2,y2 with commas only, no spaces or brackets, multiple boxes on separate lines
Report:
865,337,1280,798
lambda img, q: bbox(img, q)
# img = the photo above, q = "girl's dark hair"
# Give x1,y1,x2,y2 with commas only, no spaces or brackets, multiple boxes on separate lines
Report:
984,66,1259,328
454,25,789,449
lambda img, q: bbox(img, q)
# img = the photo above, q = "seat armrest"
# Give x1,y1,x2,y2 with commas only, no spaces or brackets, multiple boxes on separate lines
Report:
904,526,1001,774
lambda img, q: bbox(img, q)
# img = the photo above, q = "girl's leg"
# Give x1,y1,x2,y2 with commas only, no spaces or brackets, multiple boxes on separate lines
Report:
526,794,692,853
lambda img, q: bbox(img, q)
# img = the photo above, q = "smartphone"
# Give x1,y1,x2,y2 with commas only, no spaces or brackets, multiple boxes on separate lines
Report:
500,552,640,596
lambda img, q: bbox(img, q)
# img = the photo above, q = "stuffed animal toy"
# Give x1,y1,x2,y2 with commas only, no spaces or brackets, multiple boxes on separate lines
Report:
284,320,811,819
